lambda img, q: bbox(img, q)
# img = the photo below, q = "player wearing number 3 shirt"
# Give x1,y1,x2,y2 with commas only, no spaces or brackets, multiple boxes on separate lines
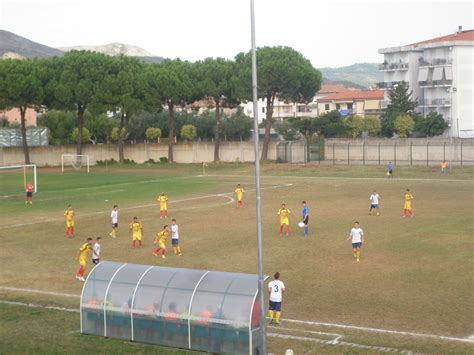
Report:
268,272,285,325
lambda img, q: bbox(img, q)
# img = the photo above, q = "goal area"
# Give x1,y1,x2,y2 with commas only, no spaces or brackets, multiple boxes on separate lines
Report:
61,154,91,173
0,164,37,197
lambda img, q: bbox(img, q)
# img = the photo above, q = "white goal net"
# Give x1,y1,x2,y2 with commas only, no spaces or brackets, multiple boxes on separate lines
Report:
61,154,91,173
0,164,37,197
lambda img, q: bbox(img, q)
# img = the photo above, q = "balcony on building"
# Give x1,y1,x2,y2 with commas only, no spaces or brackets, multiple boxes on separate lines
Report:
419,98,452,108
418,65,453,88
378,62,409,71
418,57,453,67
376,81,401,90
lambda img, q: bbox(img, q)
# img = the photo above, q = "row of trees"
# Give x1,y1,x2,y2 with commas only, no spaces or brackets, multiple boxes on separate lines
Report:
38,108,253,145
0,46,322,164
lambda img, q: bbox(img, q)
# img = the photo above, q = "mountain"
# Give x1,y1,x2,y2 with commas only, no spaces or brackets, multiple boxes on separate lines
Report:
322,77,366,91
0,30,64,59
60,43,164,63
319,63,382,89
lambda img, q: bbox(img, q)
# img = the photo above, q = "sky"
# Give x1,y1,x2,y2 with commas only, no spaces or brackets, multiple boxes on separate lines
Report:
0,0,472,68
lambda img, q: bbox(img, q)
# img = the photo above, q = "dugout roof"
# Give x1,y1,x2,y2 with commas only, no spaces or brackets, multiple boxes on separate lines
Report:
80,261,265,354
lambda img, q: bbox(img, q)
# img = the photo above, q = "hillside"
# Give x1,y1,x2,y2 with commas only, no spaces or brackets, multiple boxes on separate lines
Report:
60,43,164,62
0,30,63,59
319,63,382,89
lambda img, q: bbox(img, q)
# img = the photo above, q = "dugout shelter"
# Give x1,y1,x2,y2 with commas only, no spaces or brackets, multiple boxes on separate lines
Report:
81,261,266,354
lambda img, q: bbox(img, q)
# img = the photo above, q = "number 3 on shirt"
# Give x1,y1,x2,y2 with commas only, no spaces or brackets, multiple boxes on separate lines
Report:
274,285,279,293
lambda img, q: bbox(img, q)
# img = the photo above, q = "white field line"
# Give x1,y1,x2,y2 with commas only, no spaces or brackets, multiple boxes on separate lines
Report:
0,300,79,313
2,286,473,345
32,190,126,202
198,173,474,183
282,317,474,344
0,286,80,298
268,325,343,343
0,183,292,230
267,333,413,354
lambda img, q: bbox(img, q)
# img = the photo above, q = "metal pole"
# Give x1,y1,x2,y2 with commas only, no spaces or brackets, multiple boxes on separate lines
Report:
250,1,267,353
378,143,381,165
347,142,350,165
394,143,397,165
426,142,429,167
410,142,413,166
363,142,366,165
333,143,335,165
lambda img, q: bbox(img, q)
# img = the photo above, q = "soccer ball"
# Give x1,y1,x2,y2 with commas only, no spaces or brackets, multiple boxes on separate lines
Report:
298,222,305,228
285,349,294,355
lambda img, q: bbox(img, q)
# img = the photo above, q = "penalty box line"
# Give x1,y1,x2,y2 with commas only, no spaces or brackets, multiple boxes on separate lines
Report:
0,183,293,230
1,286,473,345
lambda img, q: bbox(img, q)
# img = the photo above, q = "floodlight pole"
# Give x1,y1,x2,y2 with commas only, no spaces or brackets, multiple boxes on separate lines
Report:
250,0,267,353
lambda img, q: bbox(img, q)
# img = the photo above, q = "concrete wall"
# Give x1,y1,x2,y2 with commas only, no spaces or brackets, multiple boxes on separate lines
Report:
324,138,474,166
0,141,278,166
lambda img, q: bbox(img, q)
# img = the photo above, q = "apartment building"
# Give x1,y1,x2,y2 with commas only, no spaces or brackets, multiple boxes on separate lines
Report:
378,27,474,138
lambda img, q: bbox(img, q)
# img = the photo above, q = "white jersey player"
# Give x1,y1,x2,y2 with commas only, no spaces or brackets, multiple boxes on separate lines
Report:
268,272,285,324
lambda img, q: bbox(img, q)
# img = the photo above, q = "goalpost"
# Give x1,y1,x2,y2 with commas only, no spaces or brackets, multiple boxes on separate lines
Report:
61,154,90,173
0,164,38,194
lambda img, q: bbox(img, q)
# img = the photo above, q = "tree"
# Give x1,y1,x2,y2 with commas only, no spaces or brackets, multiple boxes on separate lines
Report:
144,60,195,162
96,56,145,162
194,58,238,161
381,81,418,137
37,110,76,145
221,108,253,140
344,115,365,137
45,51,113,155
364,116,382,136
145,127,162,142
274,121,300,141
84,112,117,144
0,59,44,164
344,115,381,137
71,127,91,143
180,124,197,142
235,46,321,160
313,110,348,137
415,111,448,137
394,114,415,138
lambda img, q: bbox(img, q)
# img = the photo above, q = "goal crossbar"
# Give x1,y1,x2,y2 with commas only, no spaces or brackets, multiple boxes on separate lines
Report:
0,164,37,192
61,154,90,173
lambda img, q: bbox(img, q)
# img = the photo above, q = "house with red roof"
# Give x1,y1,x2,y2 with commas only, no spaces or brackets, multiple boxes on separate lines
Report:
378,26,474,138
317,89,384,117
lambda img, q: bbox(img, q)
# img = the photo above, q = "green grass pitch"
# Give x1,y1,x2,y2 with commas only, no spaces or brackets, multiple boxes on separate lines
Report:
1,163,473,354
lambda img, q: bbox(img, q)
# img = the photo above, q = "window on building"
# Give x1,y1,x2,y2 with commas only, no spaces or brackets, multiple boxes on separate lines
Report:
336,103,341,110
325,104,329,111
262,107,265,113
347,103,353,110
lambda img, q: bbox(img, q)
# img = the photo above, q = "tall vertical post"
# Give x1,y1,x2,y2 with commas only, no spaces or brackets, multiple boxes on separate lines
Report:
250,1,267,353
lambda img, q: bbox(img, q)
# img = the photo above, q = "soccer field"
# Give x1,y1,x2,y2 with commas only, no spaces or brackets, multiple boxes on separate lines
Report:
1,163,473,354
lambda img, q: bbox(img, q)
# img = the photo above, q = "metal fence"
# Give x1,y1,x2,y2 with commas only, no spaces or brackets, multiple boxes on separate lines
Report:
0,128,49,147
323,141,473,166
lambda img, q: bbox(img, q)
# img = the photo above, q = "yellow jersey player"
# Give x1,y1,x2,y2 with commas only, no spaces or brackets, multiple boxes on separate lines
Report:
129,217,143,248
158,192,168,218
234,184,245,208
64,205,75,239
76,237,93,282
277,204,291,236
403,189,414,218
152,225,170,259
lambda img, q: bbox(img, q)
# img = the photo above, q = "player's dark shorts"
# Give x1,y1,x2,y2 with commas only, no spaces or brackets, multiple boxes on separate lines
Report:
352,242,362,249
26,192,32,197
112,223,118,228
269,301,281,311
172,238,179,245
92,259,100,265
388,170,393,175
303,216,309,225
370,204,379,209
